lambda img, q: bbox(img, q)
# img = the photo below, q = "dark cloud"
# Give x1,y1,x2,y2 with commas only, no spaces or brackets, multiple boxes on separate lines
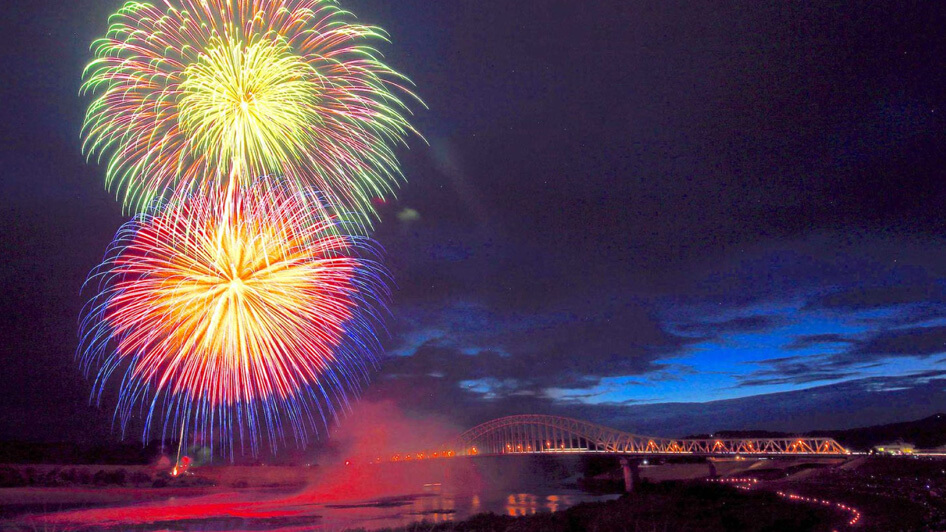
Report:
806,282,946,312
665,235,946,313
384,299,690,394
742,325,946,387
736,355,859,387
858,303,946,328
659,371,946,435
846,325,946,359
674,315,784,336
784,333,852,350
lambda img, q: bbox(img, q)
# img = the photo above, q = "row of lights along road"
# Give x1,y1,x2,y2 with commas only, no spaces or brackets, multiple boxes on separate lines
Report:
708,477,861,528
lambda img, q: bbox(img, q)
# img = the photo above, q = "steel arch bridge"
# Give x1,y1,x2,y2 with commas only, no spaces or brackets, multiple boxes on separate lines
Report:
393,415,849,461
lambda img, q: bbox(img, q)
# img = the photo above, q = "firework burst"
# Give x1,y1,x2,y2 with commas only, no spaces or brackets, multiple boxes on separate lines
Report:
79,178,388,455
81,0,419,225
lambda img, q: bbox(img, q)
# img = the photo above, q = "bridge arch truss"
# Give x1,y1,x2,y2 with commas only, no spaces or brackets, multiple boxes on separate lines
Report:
448,415,847,457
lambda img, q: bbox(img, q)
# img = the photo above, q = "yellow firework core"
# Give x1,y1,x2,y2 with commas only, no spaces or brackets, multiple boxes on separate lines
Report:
179,37,319,181
182,223,310,364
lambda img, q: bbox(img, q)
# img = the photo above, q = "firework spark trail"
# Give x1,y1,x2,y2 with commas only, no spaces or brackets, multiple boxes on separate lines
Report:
81,0,421,228
79,178,389,457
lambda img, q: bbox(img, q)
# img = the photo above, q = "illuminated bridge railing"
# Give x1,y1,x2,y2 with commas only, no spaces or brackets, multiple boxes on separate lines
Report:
389,415,848,462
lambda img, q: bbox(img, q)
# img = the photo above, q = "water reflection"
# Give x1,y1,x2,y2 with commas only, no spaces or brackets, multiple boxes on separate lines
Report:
15,486,617,531
547,494,561,513
17,457,620,531
507,493,535,516
502,492,587,517
339,488,616,528
331,484,616,529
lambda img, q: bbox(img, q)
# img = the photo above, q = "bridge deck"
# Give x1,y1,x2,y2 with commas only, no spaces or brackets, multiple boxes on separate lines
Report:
391,414,849,462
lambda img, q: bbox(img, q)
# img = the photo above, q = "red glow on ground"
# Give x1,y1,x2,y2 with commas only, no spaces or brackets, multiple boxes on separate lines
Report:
25,462,456,529
26,402,467,529
28,491,307,528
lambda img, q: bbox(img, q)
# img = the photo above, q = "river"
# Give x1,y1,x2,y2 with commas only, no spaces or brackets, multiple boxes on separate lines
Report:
8,457,622,530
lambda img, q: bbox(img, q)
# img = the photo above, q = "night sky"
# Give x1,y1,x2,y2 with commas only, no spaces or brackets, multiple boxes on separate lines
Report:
3,1,946,444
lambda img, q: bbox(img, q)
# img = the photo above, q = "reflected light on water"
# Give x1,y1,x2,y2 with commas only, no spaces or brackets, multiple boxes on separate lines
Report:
547,494,561,513
408,487,456,524
506,493,540,516
505,493,581,515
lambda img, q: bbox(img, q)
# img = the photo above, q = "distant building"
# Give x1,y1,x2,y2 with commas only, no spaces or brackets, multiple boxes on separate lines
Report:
913,443,946,457
873,440,915,455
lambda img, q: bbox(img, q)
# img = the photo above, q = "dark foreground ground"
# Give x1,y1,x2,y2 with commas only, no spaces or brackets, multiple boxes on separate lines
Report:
769,456,946,531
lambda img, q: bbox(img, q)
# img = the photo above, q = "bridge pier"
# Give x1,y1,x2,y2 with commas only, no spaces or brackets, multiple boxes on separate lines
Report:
619,457,640,492
708,460,718,478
